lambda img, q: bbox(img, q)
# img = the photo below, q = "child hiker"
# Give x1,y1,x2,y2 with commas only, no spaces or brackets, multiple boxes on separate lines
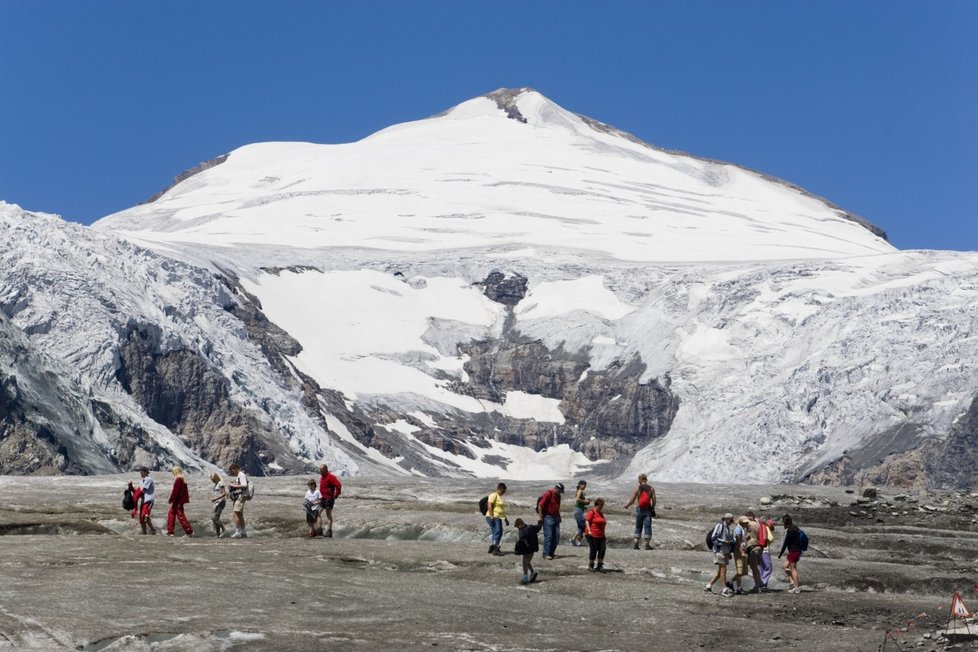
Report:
514,518,541,585
304,479,322,538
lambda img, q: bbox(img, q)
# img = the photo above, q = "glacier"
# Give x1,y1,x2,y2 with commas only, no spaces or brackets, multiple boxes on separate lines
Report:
1,88,975,486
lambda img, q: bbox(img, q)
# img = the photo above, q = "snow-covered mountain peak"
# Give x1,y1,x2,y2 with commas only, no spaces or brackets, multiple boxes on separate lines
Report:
97,90,892,264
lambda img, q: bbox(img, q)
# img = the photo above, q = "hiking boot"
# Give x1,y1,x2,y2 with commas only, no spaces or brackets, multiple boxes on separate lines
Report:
588,565,596,572
632,539,640,550
721,588,734,598
735,588,744,595
644,541,653,550
324,530,332,538
529,571,538,583
488,545,496,554
492,548,505,556
543,555,555,560
788,586,801,594
596,564,605,573
521,575,530,585
703,584,713,593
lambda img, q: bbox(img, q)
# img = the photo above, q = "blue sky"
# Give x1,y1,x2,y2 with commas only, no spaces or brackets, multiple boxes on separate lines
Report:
1,1,975,251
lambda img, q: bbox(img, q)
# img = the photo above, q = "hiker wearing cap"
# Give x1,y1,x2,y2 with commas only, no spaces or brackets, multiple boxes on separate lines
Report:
704,513,735,596
731,516,750,594
537,482,564,560
759,518,776,590
227,463,249,538
135,466,158,535
742,511,764,593
624,473,656,550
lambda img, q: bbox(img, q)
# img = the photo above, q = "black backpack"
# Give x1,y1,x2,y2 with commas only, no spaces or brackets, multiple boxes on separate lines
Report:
122,485,135,511
706,522,721,550
478,495,489,516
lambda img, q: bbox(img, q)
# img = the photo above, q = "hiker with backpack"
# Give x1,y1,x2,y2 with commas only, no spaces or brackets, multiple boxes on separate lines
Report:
704,513,735,596
165,466,194,537
317,464,342,538
514,518,541,584
485,482,509,555
227,463,250,539
537,483,564,560
623,473,656,550
778,514,806,593
584,497,608,572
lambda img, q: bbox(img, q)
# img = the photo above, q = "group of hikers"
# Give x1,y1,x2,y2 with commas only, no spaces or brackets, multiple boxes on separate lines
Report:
482,474,658,584
483,475,807,592
126,463,343,540
126,465,807,593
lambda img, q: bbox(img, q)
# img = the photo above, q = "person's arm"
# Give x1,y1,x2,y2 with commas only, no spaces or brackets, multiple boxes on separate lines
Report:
778,532,789,558
624,487,638,509
332,475,342,498
487,494,497,519
649,486,657,510
584,510,593,537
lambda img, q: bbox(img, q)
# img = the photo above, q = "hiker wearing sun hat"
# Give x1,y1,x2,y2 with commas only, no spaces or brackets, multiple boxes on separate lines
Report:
538,482,564,560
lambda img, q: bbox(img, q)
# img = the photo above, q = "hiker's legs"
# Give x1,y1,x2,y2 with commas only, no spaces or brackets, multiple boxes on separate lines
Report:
595,537,606,569
212,501,225,535
759,550,772,586
140,501,156,534
785,552,800,588
490,517,503,548
574,508,585,543
175,505,193,535
586,535,598,567
542,515,558,557
324,507,334,533
522,553,532,576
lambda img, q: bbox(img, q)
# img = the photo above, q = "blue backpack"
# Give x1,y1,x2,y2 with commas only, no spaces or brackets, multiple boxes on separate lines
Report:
797,528,809,552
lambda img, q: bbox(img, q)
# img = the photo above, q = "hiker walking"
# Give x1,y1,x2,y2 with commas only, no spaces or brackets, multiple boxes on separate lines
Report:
317,464,342,538
514,518,541,585
584,497,608,572
485,482,508,555
165,466,194,537
742,511,764,592
624,473,656,550
210,472,227,537
571,480,590,547
704,513,735,596
779,514,804,593
537,482,564,560
135,465,157,535
227,463,249,538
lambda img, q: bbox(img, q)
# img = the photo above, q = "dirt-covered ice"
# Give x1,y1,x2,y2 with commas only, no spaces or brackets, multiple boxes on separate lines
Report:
1,475,977,651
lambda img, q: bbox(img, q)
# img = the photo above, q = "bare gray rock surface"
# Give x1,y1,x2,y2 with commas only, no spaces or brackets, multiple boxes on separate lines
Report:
3,476,977,650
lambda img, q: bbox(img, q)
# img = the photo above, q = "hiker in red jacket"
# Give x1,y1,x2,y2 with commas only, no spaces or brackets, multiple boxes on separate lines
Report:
317,464,343,538
166,466,194,537
537,482,564,559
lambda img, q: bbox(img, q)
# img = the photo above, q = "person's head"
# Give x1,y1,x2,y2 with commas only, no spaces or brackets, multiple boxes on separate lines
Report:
638,473,648,484
765,518,776,528
307,479,317,490
738,516,749,527
229,463,240,474
171,466,184,478
320,464,329,476
137,465,149,477
514,518,526,529
782,514,794,528
576,480,587,490
210,472,221,484
594,497,605,512
723,512,734,524
746,510,756,519
496,482,507,494
555,483,565,494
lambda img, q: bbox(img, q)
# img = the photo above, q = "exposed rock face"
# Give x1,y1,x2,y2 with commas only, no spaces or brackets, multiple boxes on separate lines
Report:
478,271,528,306
114,321,305,475
923,395,978,490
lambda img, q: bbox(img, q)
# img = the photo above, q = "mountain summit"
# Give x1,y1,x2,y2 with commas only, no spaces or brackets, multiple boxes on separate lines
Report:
98,88,891,264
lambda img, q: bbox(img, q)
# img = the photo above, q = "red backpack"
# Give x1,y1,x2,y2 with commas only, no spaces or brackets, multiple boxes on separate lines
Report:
757,521,770,547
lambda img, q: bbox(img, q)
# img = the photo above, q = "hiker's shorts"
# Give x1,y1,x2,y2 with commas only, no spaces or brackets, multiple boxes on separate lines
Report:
233,497,247,513
714,552,729,566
